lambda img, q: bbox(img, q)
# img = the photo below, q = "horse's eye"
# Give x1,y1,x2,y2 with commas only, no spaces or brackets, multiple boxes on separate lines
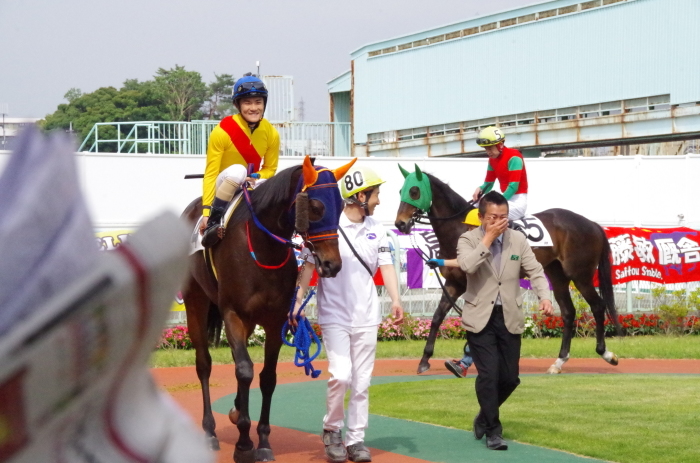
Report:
409,186,420,200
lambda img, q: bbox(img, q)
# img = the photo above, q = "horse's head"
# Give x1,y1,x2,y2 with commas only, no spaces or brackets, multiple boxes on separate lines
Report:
295,156,357,278
394,163,432,234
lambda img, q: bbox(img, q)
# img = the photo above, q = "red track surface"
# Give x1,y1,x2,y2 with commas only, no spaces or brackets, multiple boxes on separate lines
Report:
153,358,700,463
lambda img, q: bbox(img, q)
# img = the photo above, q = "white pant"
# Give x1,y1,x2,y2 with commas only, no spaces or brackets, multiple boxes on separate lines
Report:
508,193,527,220
215,164,247,190
321,324,378,446
215,164,266,192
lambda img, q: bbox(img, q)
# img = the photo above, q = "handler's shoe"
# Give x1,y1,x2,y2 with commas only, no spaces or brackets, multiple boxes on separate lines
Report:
486,434,508,450
321,430,347,463
445,359,468,378
473,413,486,440
347,442,372,462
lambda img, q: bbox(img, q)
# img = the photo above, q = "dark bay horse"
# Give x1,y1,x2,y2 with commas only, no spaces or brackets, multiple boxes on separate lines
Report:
181,156,356,463
394,165,621,375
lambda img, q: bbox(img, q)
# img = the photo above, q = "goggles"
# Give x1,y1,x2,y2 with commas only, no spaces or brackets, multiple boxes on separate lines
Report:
236,81,268,94
476,138,503,147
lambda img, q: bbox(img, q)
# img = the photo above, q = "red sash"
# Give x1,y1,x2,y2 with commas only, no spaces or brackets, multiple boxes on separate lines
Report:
219,116,263,172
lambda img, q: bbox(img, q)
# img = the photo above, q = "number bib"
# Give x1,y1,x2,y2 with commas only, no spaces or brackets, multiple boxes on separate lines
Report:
513,215,554,247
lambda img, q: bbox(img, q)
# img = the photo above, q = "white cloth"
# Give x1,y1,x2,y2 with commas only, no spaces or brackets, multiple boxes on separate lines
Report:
302,212,392,327
215,163,247,189
508,193,527,220
321,323,378,446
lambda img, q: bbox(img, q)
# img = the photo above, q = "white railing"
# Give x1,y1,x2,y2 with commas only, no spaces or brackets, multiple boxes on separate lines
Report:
79,120,351,157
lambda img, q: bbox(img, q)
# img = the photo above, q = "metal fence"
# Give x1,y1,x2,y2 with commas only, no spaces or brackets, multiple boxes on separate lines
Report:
78,120,351,157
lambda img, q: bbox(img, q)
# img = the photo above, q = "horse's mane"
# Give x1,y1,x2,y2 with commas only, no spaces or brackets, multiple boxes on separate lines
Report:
230,165,301,224
424,172,469,213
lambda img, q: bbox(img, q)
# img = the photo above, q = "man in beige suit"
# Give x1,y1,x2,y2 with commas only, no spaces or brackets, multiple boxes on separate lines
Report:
456,191,553,451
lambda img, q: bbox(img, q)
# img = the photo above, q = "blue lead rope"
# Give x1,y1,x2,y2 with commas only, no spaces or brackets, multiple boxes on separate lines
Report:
281,287,322,378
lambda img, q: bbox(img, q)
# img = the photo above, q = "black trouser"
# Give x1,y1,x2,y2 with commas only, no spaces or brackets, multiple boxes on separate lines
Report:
466,305,521,437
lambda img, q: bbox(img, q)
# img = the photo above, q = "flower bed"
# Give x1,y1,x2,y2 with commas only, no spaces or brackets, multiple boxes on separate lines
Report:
157,313,700,349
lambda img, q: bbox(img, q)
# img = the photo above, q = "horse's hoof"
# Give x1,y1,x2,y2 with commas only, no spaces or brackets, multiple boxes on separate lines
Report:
602,350,619,366
256,448,276,461
546,365,562,374
417,362,431,374
234,448,257,463
229,408,240,425
206,435,220,451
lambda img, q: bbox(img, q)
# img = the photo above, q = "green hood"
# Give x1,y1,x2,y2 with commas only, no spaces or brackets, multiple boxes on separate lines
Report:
398,163,432,212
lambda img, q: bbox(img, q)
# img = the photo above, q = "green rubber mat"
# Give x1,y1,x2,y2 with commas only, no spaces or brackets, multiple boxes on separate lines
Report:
213,375,603,462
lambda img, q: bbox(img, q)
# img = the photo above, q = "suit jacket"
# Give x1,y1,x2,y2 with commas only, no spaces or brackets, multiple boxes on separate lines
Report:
456,227,549,335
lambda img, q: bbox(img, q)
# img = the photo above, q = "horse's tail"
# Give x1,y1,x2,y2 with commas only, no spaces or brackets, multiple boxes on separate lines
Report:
207,303,223,347
597,226,622,336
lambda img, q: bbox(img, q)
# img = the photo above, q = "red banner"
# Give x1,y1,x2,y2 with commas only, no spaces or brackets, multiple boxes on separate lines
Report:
604,226,700,284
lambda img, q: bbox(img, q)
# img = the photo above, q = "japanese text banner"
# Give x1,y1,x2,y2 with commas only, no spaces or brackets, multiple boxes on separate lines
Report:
605,226,700,284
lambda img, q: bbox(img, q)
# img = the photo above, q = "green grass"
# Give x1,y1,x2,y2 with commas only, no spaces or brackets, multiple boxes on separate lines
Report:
369,375,700,463
149,336,700,368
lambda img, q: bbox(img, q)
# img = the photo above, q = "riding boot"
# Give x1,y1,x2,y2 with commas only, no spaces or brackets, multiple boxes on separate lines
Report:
508,220,527,237
202,201,227,248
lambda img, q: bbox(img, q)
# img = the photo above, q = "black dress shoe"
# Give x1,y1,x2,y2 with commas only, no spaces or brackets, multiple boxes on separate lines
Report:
473,413,485,440
486,434,508,450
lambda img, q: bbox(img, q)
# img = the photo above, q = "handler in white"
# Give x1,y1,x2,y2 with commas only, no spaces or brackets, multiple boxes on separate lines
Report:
294,165,404,463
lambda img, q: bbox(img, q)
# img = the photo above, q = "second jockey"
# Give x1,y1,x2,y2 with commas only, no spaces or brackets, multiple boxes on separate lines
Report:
471,126,528,221
200,73,280,247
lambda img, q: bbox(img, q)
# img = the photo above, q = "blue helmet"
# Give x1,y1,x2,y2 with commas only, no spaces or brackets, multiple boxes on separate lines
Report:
232,74,268,105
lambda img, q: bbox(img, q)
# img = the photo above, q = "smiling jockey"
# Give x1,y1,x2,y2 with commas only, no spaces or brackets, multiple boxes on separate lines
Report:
200,73,280,247
471,126,528,221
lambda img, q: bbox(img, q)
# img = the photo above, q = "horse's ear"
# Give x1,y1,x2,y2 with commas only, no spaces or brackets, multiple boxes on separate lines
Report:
415,164,423,181
302,155,318,189
399,164,410,178
331,157,357,181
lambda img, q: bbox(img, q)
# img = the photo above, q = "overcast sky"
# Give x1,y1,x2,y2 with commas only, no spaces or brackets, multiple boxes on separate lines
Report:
0,0,529,121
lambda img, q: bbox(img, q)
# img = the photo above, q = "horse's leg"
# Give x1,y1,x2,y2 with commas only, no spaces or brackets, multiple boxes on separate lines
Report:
183,278,220,450
544,262,574,374
221,311,257,463
255,322,284,462
418,282,463,374
573,278,619,366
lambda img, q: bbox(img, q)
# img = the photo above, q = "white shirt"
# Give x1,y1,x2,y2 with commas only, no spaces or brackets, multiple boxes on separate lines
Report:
302,212,393,327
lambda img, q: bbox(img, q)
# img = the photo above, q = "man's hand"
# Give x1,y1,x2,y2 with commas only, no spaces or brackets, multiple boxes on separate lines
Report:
289,298,305,328
199,216,208,235
391,303,404,324
483,217,508,245
472,187,483,202
245,177,257,186
539,299,554,317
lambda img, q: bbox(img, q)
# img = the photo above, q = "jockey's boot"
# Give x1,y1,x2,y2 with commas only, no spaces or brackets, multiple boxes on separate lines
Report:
508,220,527,237
202,200,227,248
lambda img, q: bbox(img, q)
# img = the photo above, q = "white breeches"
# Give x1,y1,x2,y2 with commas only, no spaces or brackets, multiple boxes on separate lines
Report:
321,324,378,446
508,193,527,221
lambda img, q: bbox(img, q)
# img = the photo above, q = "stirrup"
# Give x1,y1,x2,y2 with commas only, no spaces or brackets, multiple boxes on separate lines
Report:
202,222,225,248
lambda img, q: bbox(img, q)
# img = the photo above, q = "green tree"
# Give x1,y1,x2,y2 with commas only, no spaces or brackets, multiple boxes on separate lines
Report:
204,73,236,120
153,65,208,121
64,88,83,103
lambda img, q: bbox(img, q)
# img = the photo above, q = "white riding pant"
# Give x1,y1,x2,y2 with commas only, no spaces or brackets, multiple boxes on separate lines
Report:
321,323,378,446
508,193,527,221
214,164,266,198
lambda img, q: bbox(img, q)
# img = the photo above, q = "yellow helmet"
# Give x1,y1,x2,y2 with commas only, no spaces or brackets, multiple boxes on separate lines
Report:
340,164,385,199
476,126,505,147
463,209,481,226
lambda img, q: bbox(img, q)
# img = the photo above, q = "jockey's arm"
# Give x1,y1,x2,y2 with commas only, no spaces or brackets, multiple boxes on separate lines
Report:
473,164,495,200
202,128,228,216
256,128,280,179
502,156,524,200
